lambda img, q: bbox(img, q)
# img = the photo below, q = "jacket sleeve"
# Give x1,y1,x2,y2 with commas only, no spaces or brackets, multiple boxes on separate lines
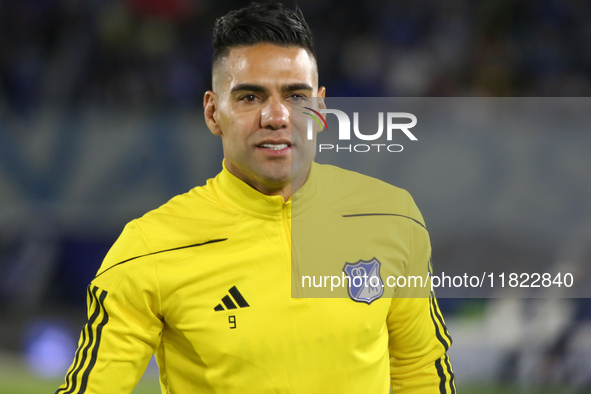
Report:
55,220,163,394
387,196,456,393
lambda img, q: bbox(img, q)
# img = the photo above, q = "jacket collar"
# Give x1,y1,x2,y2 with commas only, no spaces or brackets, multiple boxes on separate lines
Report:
215,160,318,219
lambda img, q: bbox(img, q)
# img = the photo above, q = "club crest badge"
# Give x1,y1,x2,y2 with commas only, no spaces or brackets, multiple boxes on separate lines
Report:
343,258,384,304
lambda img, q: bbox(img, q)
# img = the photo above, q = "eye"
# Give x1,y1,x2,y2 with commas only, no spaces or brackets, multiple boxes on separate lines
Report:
240,94,258,102
288,94,306,102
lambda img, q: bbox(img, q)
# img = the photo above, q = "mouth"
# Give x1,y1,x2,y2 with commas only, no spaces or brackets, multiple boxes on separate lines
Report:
256,141,292,156
259,143,290,150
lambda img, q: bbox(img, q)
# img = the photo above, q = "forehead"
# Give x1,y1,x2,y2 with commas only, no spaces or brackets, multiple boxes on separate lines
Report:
215,44,317,93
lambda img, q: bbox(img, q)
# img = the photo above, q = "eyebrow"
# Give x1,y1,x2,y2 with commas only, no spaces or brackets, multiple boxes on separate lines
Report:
230,83,268,94
230,83,314,94
282,83,314,92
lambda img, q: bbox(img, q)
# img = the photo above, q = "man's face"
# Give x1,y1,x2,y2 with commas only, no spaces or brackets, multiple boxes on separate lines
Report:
204,43,325,197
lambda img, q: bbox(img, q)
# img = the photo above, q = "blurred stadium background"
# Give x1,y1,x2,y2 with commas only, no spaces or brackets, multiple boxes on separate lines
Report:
1,0,591,393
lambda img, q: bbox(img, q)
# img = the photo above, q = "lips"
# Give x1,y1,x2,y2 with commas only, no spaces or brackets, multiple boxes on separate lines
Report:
256,140,292,148
259,143,289,150
256,140,292,156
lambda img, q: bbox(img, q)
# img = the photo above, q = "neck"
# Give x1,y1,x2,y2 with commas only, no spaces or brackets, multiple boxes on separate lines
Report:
225,162,311,201
259,168,310,201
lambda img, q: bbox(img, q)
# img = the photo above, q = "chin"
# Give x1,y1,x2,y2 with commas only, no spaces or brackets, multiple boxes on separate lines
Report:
258,163,291,181
256,159,309,186
260,172,291,185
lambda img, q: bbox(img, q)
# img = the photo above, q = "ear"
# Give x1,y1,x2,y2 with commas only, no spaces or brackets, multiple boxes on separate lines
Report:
317,86,326,109
204,90,222,136
315,86,327,134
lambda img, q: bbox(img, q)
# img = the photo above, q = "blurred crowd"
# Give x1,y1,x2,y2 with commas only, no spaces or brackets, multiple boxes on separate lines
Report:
1,0,591,115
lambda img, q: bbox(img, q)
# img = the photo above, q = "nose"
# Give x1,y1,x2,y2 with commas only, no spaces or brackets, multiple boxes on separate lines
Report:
260,99,289,130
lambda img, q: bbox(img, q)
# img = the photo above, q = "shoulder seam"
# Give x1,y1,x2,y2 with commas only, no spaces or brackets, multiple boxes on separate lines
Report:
94,238,228,279
341,213,427,230
133,219,156,253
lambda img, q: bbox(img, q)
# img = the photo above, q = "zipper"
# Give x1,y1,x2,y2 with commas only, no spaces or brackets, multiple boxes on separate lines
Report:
282,202,300,296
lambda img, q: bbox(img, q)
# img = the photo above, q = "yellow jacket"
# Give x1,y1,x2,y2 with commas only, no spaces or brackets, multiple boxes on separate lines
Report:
57,161,455,394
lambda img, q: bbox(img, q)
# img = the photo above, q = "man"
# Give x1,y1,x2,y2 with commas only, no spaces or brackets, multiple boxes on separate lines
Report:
57,3,455,393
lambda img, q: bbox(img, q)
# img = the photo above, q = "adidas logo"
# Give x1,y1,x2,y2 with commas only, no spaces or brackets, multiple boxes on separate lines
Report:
214,286,250,311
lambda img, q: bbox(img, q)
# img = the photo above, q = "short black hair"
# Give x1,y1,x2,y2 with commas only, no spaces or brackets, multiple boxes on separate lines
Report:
212,2,316,70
